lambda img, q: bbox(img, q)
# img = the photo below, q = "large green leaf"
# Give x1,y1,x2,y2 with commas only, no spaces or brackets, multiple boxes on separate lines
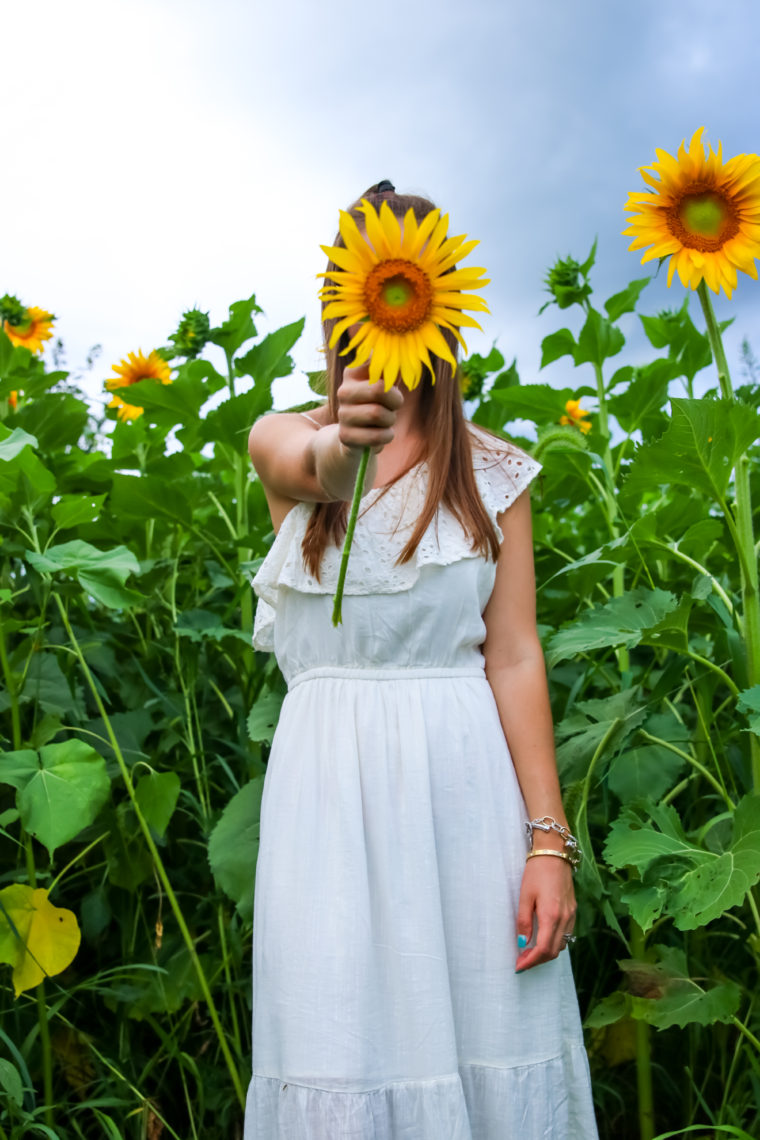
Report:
555,689,647,782
607,359,674,435
587,980,740,1031
109,474,192,529
488,383,591,426
175,610,251,645
15,392,89,451
0,424,56,500
545,587,678,667
668,795,760,930
248,686,285,744
134,771,181,840
0,425,39,460
0,741,111,856
604,802,701,873
25,539,142,609
201,386,274,449
209,295,262,358
207,777,265,919
235,318,305,387
618,879,668,931
17,652,84,719
51,493,107,530
574,308,625,367
107,360,224,426
604,277,651,322
606,797,760,932
737,685,760,736
623,398,760,503
539,329,576,369
103,802,153,891
607,744,686,803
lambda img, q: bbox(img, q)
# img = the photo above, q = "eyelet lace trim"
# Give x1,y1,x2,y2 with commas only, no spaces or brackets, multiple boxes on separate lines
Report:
252,430,541,651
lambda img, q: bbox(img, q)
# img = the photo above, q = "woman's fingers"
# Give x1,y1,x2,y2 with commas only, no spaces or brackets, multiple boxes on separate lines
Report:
515,864,577,973
337,365,404,451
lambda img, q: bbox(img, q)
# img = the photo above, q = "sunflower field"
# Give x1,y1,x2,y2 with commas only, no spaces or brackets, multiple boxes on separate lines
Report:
2,139,760,1138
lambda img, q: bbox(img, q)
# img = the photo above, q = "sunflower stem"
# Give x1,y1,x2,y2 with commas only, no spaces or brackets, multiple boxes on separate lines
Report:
697,281,760,789
332,447,371,627
592,357,630,673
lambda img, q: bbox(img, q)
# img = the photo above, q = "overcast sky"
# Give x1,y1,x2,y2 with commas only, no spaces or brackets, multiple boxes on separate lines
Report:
3,0,759,411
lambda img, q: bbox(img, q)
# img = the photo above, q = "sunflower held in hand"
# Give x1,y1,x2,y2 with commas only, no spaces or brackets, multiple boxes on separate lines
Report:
318,199,489,391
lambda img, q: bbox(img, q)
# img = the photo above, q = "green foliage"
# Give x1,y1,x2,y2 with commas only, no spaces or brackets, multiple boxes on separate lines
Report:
0,248,758,1140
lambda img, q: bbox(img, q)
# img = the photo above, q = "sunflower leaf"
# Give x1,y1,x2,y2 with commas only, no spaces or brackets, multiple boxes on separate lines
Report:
25,540,142,609
607,359,675,435
235,318,305,387
207,777,265,919
622,398,760,504
209,295,262,358
248,686,285,744
545,586,678,667
540,329,576,369
488,383,592,426
574,308,625,367
604,277,651,322
737,686,760,735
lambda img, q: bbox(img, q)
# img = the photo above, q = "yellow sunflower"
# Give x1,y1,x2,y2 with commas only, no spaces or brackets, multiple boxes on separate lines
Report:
560,398,591,434
4,306,55,354
318,199,489,391
623,127,760,299
105,349,172,421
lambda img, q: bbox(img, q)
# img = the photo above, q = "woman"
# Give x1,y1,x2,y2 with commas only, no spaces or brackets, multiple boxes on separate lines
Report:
244,184,598,1138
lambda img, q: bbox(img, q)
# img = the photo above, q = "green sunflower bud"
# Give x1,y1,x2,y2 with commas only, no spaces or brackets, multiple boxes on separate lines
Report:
0,294,27,327
169,308,211,359
542,256,592,310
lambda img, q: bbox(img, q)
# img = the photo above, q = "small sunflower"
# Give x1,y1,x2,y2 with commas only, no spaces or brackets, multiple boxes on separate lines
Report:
623,127,760,299
105,349,172,421
3,305,55,354
318,199,489,391
560,398,592,434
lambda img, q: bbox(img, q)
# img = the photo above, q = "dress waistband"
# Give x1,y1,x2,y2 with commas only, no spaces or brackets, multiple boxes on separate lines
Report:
288,665,486,689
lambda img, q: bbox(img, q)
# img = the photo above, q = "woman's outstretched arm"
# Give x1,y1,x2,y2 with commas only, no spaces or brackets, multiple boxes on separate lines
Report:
248,363,402,530
482,488,577,972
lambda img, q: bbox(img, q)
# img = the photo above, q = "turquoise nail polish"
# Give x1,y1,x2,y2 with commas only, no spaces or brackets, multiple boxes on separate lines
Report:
517,934,528,949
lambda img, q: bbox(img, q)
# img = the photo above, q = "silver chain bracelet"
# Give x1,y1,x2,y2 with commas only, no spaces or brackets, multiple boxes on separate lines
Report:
524,816,582,866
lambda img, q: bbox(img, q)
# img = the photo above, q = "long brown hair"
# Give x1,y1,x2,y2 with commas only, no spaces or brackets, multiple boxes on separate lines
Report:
302,183,506,579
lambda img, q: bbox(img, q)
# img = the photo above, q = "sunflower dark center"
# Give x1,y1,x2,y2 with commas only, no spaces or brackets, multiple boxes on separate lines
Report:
364,259,432,332
666,185,740,252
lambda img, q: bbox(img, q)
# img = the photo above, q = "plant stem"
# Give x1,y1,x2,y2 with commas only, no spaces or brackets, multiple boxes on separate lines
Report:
225,351,254,638
332,446,370,626
639,731,734,808
631,920,655,1140
36,980,55,1125
0,609,21,749
697,281,760,789
53,593,246,1110
592,358,630,674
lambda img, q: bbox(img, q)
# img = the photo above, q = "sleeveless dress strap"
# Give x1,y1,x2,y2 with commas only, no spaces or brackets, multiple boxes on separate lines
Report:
299,411,322,428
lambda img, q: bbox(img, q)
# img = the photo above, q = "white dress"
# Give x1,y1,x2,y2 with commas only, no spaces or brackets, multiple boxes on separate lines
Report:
245,432,598,1139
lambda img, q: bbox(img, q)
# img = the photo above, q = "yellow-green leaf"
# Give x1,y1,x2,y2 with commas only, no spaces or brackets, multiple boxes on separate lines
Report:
0,885,80,996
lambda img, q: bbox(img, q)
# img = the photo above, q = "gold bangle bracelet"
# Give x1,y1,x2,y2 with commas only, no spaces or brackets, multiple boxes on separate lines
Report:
526,849,574,865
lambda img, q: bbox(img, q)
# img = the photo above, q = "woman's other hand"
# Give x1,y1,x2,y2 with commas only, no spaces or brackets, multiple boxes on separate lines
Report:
514,855,577,972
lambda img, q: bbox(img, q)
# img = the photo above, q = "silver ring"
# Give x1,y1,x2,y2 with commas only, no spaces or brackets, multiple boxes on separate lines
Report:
562,932,577,945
